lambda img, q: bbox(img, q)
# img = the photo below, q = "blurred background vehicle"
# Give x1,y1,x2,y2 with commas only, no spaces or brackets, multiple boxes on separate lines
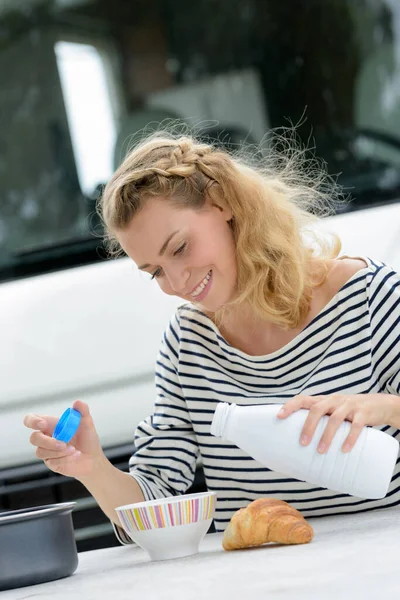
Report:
1,0,400,552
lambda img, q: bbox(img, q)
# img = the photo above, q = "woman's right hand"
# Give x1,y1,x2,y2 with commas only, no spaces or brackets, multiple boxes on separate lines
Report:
23,400,104,480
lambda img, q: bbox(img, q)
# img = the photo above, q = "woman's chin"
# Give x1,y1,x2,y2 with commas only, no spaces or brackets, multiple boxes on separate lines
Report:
189,282,237,313
196,295,233,314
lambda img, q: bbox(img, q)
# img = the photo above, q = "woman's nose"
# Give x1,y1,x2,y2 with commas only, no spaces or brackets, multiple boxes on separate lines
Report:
166,267,190,294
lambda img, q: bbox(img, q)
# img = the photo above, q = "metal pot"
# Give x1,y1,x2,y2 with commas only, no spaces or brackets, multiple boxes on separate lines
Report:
0,502,78,591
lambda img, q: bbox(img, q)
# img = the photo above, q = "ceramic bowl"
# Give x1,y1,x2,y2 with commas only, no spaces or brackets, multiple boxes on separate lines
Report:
115,491,216,561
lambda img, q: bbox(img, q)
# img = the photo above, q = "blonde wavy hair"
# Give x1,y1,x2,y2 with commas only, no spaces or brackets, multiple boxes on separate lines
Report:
99,126,345,330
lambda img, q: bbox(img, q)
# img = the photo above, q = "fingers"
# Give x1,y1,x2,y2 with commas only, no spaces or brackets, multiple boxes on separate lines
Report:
277,394,365,454
23,414,46,430
36,445,77,460
297,398,339,449
24,402,92,437
23,413,58,435
72,400,90,418
311,405,349,453
24,404,90,475
301,405,363,454
341,420,364,453
30,430,65,452
277,395,317,418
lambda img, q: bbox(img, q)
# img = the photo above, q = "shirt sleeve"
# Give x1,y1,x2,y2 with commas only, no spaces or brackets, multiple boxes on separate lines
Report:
368,261,400,396
113,308,200,545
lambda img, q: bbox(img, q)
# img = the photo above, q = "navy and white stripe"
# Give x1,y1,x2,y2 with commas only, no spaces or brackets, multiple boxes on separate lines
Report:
116,256,400,542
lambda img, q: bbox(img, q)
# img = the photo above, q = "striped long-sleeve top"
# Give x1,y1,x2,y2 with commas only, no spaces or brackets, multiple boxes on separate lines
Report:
115,256,400,543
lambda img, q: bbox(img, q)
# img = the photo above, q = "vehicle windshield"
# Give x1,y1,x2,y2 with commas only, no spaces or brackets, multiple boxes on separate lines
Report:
2,0,400,282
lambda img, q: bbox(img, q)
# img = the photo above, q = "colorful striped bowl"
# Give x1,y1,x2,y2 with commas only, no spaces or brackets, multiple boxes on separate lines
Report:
115,491,216,561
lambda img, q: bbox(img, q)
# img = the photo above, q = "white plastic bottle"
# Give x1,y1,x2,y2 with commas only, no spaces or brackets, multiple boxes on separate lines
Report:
210,402,399,499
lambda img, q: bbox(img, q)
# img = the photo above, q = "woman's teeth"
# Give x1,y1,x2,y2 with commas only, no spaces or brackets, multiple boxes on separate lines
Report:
191,271,212,298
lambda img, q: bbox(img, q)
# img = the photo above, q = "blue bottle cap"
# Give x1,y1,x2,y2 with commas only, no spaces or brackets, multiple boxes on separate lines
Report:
52,408,81,443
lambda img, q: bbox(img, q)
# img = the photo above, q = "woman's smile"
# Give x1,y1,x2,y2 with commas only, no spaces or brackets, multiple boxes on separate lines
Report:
190,270,213,301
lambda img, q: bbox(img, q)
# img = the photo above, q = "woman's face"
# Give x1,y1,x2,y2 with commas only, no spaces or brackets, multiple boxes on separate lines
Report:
116,197,238,312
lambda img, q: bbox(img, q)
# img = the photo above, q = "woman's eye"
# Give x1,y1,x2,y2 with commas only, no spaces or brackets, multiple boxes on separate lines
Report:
151,267,163,280
174,243,186,256
150,243,186,280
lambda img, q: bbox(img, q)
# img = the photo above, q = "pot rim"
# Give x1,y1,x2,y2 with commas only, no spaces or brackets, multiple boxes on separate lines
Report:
0,502,76,525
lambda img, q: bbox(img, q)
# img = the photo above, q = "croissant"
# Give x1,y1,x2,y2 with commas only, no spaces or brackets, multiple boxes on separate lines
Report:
222,498,314,551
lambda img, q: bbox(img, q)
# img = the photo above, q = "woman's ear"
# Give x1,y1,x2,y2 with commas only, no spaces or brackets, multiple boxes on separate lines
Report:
204,184,233,221
211,201,233,222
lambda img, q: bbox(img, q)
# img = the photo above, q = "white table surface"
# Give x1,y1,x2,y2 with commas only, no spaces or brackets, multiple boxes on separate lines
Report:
3,507,400,600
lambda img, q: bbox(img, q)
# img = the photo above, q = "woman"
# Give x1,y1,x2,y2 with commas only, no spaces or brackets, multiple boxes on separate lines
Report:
24,130,400,543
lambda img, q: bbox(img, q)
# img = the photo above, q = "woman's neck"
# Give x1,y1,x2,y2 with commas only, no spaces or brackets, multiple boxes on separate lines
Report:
208,265,335,356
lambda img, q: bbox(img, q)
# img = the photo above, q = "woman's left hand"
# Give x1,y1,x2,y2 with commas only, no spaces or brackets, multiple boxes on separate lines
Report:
277,393,396,454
